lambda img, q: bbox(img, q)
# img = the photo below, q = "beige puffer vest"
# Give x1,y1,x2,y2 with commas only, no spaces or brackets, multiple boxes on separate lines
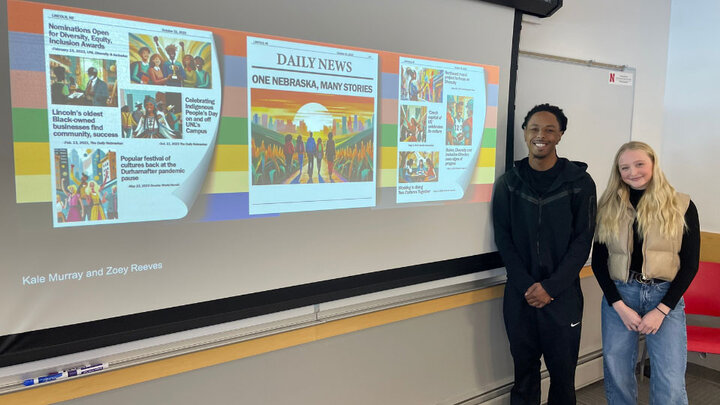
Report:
606,192,690,282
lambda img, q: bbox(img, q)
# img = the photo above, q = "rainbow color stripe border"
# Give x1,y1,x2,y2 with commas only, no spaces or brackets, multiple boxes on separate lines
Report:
8,0,498,221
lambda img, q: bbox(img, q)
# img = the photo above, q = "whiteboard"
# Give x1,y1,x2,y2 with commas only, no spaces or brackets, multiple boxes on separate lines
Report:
514,53,635,191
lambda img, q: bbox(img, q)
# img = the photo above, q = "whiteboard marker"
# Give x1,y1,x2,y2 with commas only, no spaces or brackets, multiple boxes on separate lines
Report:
22,363,108,387
23,371,67,386
67,362,109,377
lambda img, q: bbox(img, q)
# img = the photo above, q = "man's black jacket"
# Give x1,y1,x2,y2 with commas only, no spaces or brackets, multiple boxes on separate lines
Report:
492,157,597,300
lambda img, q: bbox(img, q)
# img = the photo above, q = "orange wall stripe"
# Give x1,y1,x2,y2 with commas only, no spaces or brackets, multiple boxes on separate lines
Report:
700,231,720,263
0,268,597,404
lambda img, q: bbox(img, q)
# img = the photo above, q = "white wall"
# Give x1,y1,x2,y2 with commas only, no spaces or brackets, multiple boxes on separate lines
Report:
662,0,720,232
519,0,672,154
58,277,606,405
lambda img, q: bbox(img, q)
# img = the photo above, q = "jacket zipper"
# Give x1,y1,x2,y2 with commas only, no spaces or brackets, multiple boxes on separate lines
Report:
537,199,542,267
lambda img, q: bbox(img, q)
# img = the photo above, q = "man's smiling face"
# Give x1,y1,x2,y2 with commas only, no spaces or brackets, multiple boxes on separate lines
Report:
524,111,564,161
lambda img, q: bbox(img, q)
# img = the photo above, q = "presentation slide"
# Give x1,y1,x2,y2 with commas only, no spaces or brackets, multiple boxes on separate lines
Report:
43,9,221,227
397,57,486,203
15,15,496,226
3,0,507,352
247,37,378,214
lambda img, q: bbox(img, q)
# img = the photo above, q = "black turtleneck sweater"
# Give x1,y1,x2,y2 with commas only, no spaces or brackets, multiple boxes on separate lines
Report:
591,188,700,309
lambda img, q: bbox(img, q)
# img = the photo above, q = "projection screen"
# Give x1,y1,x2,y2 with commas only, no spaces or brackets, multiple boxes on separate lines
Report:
0,0,515,366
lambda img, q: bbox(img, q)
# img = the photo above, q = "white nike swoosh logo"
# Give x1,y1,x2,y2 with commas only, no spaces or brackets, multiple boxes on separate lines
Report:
571,322,581,327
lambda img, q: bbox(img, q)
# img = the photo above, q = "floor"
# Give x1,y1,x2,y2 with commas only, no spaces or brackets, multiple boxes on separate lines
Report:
576,363,720,404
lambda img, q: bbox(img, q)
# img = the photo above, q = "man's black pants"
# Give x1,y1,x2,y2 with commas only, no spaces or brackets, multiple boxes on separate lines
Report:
503,284,583,405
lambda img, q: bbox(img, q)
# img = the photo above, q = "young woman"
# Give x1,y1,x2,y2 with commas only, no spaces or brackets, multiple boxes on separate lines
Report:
148,53,169,85
194,56,210,88
50,66,69,104
425,157,437,181
55,194,66,223
130,46,151,84
592,141,700,405
295,135,305,176
283,134,295,176
61,178,83,222
325,132,336,183
316,137,323,178
182,54,197,88
121,105,137,138
133,97,177,139
86,180,107,221
416,159,426,177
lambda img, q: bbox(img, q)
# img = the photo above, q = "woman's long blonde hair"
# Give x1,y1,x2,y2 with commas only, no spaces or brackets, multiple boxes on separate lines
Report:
86,180,99,196
596,141,686,243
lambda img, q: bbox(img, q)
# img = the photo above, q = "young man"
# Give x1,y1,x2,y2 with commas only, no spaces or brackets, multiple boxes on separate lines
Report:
492,104,596,404
84,67,109,106
130,46,151,84
305,132,316,182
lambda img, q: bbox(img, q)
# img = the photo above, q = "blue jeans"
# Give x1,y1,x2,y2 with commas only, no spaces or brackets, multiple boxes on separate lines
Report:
601,279,688,405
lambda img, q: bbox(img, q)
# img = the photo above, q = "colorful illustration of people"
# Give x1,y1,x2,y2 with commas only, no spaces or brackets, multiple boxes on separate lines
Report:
48,55,117,107
325,132,336,183
130,46,151,84
283,134,295,174
50,66,70,104
129,35,211,88
251,130,373,185
131,96,180,139
404,67,420,101
131,102,144,123
295,134,305,179
419,69,441,102
60,178,83,222
425,158,437,181
194,56,210,88
400,106,427,143
58,165,116,222
83,67,110,106
286,133,371,184
305,132,316,182
446,96,473,146
165,104,182,132
462,99,473,143
316,137,324,180
400,66,443,103
399,152,438,183
104,186,118,220
156,38,184,87
121,105,137,138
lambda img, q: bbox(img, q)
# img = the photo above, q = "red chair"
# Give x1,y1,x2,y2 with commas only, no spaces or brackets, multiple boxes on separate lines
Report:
683,261,720,355
639,261,720,380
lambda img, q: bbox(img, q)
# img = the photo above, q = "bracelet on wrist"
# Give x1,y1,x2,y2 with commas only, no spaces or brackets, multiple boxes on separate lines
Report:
656,306,668,317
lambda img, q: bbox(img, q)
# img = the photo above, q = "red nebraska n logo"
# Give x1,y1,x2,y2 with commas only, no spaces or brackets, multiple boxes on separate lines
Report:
609,73,615,83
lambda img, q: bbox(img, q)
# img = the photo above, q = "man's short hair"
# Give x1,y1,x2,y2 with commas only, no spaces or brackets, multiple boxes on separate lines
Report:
53,66,66,80
521,103,568,132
